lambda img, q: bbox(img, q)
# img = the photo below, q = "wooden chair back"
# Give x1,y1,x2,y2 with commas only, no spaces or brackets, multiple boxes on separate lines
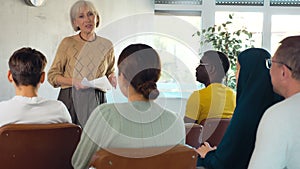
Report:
0,123,82,169
200,118,231,146
185,123,203,148
90,144,197,169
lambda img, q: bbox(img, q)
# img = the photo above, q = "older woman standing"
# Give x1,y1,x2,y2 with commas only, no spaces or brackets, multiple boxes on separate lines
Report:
48,0,116,127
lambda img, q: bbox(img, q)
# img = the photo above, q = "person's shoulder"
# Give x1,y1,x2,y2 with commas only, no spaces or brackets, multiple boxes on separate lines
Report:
0,98,12,103
53,99,68,109
187,90,201,100
217,84,236,95
262,98,287,121
188,90,199,95
200,85,212,92
60,35,78,44
96,102,116,110
266,94,300,116
96,36,113,47
198,86,211,96
96,35,112,43
0,96,24,104
225,86,236,95
37,97,59,103
153,102,180,118
190,87,204,95
258,100,286,130
56,35,80,52
158,106,184,128
0,97,15,108
163,109,181,118
210,83,232,90
91,103,119,117
34,97,64,107
87,103,124,125
38,98,70,117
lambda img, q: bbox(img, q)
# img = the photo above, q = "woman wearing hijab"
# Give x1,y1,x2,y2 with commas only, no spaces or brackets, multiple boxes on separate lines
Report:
196,48,283,169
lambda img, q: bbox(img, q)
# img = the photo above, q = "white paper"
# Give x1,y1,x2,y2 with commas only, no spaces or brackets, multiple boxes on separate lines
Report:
81,77,112,91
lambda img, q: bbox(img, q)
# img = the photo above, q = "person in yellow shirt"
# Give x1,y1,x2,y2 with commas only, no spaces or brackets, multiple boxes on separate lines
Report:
184,50,236,124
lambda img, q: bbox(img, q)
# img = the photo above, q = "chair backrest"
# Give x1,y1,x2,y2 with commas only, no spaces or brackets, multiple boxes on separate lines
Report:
200,118,231,147
0,123,82,169
90,144,198,169
185,123,203,148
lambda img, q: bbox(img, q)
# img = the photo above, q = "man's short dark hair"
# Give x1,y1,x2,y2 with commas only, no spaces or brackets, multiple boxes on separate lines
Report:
8,47,47,87
203,50,230,74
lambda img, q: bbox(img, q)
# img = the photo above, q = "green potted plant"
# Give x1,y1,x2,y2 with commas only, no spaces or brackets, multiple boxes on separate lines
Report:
193,14,254,89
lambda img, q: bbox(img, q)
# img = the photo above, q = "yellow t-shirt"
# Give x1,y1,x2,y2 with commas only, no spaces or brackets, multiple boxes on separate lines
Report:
185,83,236,124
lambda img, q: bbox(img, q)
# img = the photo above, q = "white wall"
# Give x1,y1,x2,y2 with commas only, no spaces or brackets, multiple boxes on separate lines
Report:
0,0,153,101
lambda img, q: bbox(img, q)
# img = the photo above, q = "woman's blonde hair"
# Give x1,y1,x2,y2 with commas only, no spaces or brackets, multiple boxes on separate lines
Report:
70,0,100,32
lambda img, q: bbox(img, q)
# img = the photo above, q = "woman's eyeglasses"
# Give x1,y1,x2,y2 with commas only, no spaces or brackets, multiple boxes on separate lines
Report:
265,58,293,71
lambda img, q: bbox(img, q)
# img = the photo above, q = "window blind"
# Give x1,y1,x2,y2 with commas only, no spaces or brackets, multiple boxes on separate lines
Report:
270,0,300,6
154,0,202,5
215,0,263,6
155,10,201,16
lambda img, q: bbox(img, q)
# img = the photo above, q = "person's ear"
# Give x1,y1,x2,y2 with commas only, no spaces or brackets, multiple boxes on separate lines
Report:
7,70,14,83
282,65,293,78
40,72,45,84
73,19,76,26
119,73,129,86
73,20,79,30
206,65,216,76
118,73,130,98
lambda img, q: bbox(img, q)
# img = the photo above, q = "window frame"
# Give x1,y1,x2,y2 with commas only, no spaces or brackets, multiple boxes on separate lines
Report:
155,0,300,52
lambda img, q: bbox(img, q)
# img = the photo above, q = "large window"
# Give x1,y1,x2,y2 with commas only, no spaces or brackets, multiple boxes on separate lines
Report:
152,12,202,98
105,12,201,103
152,0,300,95
108,0,300,102
271,15,300,54
215,12,263,48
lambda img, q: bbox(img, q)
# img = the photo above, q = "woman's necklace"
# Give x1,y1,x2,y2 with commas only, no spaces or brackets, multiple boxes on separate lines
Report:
79,32,96,42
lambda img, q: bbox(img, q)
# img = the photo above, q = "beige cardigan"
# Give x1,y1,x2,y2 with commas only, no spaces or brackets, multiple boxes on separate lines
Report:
48,34,115,89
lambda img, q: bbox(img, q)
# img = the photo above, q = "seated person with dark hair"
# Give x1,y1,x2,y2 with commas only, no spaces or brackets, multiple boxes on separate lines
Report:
72,44,185,169
0,47,71,127
184,50,236,124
